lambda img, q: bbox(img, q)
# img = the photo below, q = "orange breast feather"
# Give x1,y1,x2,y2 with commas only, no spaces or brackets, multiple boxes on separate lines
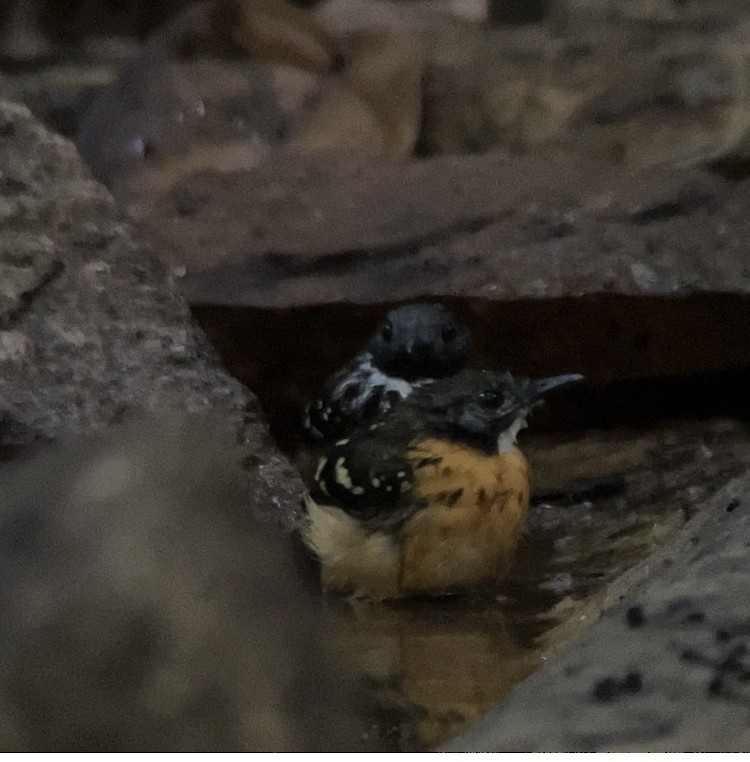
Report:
399,437,530,595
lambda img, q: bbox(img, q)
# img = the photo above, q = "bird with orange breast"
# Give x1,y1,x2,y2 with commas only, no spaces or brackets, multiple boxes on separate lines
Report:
299,369,582,600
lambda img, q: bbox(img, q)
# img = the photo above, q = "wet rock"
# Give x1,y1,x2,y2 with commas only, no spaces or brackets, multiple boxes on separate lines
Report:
443,468,750,750
0,418,372,751
0,98,302,525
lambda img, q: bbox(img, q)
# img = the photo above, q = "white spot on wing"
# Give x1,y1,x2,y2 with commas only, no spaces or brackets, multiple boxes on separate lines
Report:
334,457,354,489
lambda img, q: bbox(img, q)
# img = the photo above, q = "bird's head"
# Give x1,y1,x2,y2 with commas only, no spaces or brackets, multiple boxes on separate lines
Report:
367,303,471,381
413,369,583,453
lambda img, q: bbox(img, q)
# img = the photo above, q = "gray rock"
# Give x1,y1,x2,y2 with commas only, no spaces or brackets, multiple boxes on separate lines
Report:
0,98,378,750
0,98,301,526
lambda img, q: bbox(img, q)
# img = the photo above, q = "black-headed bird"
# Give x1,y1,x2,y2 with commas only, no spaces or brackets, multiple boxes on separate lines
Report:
299,369,582,600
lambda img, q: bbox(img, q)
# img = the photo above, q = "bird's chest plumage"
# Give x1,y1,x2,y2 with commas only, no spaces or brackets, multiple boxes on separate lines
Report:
399,438,530,594
300,436,531,600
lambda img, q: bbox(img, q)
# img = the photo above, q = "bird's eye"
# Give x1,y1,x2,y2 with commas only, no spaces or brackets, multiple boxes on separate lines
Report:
479,389,503,407
442,325,456,342
381,321,393,342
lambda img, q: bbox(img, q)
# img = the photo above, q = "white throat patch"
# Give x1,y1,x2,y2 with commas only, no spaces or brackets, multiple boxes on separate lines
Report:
496,415,528,452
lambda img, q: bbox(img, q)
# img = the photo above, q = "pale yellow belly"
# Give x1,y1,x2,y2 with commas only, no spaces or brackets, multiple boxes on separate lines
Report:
301,494,401,600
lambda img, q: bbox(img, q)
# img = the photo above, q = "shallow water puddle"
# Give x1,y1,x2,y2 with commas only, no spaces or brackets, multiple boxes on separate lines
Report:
323,418,750,749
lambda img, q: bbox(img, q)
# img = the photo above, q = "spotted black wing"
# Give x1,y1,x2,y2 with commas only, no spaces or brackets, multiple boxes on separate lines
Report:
308,433,420,530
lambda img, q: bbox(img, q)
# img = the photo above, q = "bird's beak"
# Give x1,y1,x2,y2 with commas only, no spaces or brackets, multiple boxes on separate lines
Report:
525,373,584,401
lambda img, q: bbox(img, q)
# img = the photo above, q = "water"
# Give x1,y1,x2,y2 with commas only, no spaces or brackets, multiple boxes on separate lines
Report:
324,419,750,749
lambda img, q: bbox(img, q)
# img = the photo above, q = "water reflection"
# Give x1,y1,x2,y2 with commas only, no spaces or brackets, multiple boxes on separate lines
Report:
325,595,541,749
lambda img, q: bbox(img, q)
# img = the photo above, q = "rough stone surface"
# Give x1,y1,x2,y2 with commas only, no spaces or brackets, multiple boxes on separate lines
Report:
0,98,302,527
13,2,750,336
442,470,750,751
153,152,750,308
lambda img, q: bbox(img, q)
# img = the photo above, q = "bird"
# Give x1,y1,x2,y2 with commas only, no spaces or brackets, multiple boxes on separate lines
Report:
298,369,583,600
302,303,471,444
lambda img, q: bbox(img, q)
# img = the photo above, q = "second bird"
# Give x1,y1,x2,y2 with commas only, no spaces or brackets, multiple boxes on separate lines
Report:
302,303,471,444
